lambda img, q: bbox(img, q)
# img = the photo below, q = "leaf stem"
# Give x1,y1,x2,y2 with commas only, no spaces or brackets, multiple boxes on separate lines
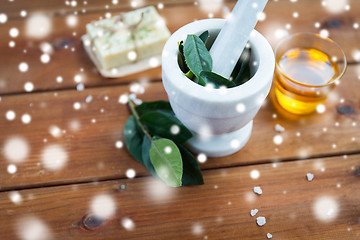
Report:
127,95,152,141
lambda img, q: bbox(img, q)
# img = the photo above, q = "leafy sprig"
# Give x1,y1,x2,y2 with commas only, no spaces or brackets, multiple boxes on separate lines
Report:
178,31,252,89
124,97,204,187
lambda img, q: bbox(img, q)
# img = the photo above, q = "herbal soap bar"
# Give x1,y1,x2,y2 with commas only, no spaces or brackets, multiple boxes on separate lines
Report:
86,6,171,70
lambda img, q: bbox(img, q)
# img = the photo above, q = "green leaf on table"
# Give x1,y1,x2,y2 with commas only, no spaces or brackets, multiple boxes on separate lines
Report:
141,135,159,178
140,111,193,144
233,47,252,86
200,71,236,89
123,116,144,163
184,34,212,79
135,101,174,116
178,144,204,186
149,138,183,187
199,30,209,44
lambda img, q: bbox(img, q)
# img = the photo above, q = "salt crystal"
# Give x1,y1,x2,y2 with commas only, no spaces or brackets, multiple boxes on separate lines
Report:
274,123,285,133
250,209,258,217
254,186,263,195
306,173,314,181
267,233,272,239
256,216,266,226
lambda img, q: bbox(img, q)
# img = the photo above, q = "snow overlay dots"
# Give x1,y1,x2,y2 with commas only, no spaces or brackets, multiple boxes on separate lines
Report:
127,51,137,62
275,29,288,39
49,125,62,138
21,114,31,124
257,12,266,21
197,153,207,163
149,57,160,68
7,164,17,174
9,28,19,38
40,53,50,63
273,135,283,145
66,15,78,27
199,0,223,13
56,76,63,83
170,125,180,135
316,104,326,114
39,42,53,54
119,94,128,104
24,82,34,92
6,110,16,121
126,169,136,179
16,216,53,240
230,139,240,149
320,29,329,38
115,140,123,149
121,217,135,231
20,10,27,17
250,169,260,179
313,196,339,222
0,13,7,23
73,102,81,110
157,3,164,9
19,62,29,72
9,41,15,48
9,191,23,205
41,144,68,171
74,74,83,83
91,194,116,219
164,146,172,154
322,0,348,14
236,103,246,113
3,137,29,163
192,223,204,236
25,13,52,39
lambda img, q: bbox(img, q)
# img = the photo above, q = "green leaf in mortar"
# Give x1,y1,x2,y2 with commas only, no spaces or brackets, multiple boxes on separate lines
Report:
178,144,204,186
136,101,174,116
140,111,193,144
179,40,184,55
199,30,209,44
178,41,189,73
150,138,183,187
123,115,145,163
233,47,252,86
183,34,212,79
200,71,236,89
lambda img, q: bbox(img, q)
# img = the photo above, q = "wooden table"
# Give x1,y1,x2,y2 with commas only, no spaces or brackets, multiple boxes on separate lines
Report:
0,0,359,239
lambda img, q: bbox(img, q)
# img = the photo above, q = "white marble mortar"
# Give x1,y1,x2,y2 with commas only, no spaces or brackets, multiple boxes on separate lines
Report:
162,19,275,157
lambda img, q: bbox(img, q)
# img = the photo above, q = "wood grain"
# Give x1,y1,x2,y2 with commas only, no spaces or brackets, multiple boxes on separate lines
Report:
0,155,359,239
0,64,359,190
0,0,359,94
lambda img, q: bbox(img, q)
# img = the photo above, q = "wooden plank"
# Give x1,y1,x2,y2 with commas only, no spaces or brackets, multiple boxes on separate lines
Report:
0,64,359,190
0,0,359,94
0,0,202,18
0,155,359,239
